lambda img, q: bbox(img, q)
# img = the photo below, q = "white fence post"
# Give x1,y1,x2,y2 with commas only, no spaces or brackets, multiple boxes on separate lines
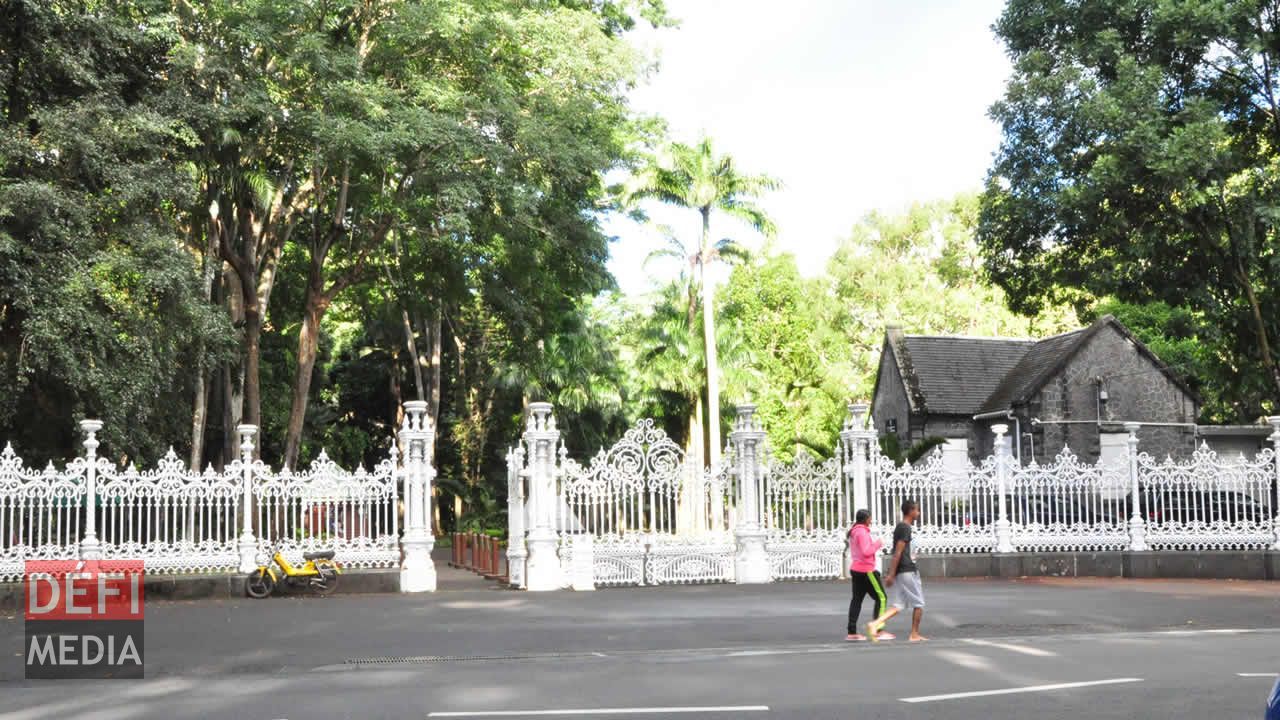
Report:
1125,422,1148,552
731,403,771,584
523,402,564,591
506,444,528,588
236,424,258,573
79,419,104,561
1269,416,1280,552
400,400,437,592
841,403,873,517
992,424,1015,553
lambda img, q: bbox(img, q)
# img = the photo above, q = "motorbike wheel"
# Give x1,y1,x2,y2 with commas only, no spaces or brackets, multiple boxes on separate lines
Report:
245,568,276,599
313,567,340,596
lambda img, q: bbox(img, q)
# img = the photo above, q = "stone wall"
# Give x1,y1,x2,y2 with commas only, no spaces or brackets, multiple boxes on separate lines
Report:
871,341,912,447
1027,323,1198,462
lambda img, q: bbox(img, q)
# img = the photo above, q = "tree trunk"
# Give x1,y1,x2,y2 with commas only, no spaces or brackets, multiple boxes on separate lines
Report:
389,349,402,430
190,220,221,470
403,308,425,402
219,210,263,439
282,284,330,470
426,308,443,536
700,208,722,465
451,317,468,525
190,376,210,470
688,394,706,470
427,308,443,427
1236,264,1280,396
242,301,263,432
221,363,237,467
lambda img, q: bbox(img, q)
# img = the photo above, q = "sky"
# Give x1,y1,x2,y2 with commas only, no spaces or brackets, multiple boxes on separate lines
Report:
603,0,1013,298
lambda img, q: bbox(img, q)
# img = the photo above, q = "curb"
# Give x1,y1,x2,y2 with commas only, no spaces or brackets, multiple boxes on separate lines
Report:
0,568,401,611
916,550,1280,581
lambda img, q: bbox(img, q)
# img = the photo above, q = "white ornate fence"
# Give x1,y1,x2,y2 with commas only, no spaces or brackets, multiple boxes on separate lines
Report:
1,404,441,589
762,449,849,580
508,405,1280,591
868,421,1280,555
546,414,738,586
871,451,999,554
1139,445,1277,551
509,403,874,590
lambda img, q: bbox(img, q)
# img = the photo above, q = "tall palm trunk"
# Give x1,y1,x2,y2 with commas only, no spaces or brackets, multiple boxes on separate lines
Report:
687,395,706,469
700,208,722,465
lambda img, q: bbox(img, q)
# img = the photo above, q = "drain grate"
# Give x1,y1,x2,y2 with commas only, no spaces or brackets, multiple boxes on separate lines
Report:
345,651,600,665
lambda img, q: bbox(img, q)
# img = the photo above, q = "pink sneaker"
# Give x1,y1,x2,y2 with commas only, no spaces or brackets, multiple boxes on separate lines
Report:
876,631,897,641
846,633,867,642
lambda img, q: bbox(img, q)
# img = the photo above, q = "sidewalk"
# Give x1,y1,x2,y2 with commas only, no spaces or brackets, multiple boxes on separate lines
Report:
0,544,503,610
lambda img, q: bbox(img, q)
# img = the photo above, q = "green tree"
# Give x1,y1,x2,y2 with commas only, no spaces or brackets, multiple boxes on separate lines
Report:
1080,299,1258,423
626,282,708,459
825,194,1077,402
720,253,844,459
878,434,946,468
0,0,231,464
627,137,778,464
980,0,1280,413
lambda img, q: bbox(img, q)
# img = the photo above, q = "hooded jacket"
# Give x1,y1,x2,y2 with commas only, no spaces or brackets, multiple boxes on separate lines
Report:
849,523,883,573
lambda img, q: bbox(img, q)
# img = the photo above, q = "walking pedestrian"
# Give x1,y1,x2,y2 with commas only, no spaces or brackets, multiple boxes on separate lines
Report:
867,499,927,643
845,509,893,642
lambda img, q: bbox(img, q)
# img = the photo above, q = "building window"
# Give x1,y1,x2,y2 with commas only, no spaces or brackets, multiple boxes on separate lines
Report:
886,418,897,434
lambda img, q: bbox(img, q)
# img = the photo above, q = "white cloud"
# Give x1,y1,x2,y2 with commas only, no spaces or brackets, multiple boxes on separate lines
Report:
605,0,1011,297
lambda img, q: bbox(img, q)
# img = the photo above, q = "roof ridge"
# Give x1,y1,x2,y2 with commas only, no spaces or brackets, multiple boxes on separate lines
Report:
902,333,1037,343
1030,325,1090,343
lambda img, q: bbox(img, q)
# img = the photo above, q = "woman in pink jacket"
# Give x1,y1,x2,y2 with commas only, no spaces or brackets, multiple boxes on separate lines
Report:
847,509,893,641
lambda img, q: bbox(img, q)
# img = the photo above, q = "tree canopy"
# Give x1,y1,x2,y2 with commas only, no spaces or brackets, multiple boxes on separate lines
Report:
980,0,1280,416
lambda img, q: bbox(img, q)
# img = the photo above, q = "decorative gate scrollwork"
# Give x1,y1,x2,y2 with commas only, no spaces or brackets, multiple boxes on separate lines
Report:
554,419,736,586
763,449,848,581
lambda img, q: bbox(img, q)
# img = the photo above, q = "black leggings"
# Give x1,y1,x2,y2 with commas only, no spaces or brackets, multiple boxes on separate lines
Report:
848,570,887,633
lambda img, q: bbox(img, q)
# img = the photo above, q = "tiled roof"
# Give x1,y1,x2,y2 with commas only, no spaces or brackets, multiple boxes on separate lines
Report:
978,327,1092,413
879,315,1200,419
893,334,1034,415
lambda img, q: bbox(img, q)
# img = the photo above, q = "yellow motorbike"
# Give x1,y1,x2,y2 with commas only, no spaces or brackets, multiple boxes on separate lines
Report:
245,545,341,598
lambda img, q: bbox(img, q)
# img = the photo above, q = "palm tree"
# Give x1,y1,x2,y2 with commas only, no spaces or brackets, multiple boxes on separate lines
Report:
630,281,708,465
628,137,778,465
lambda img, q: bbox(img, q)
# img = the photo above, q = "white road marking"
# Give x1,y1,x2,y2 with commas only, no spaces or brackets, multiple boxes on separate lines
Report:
1238,673,1278,678
934,650,997,672
726,648,841,657
1024,609,1061,617
931,612,959,628
962,639,1056,657
901,678,1143,704
428,706,769,717
1156,628,1255,636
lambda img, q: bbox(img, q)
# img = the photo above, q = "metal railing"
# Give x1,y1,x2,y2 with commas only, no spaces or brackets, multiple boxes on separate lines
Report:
1,420,406,582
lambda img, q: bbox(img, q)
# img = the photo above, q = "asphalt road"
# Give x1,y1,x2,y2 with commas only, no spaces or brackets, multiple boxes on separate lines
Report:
1,569,1277,719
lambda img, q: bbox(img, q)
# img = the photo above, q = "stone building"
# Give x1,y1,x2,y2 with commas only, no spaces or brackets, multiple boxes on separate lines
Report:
870,315,1201,467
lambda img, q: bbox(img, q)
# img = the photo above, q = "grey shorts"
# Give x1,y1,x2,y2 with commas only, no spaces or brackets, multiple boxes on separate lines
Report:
888,571,925,609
